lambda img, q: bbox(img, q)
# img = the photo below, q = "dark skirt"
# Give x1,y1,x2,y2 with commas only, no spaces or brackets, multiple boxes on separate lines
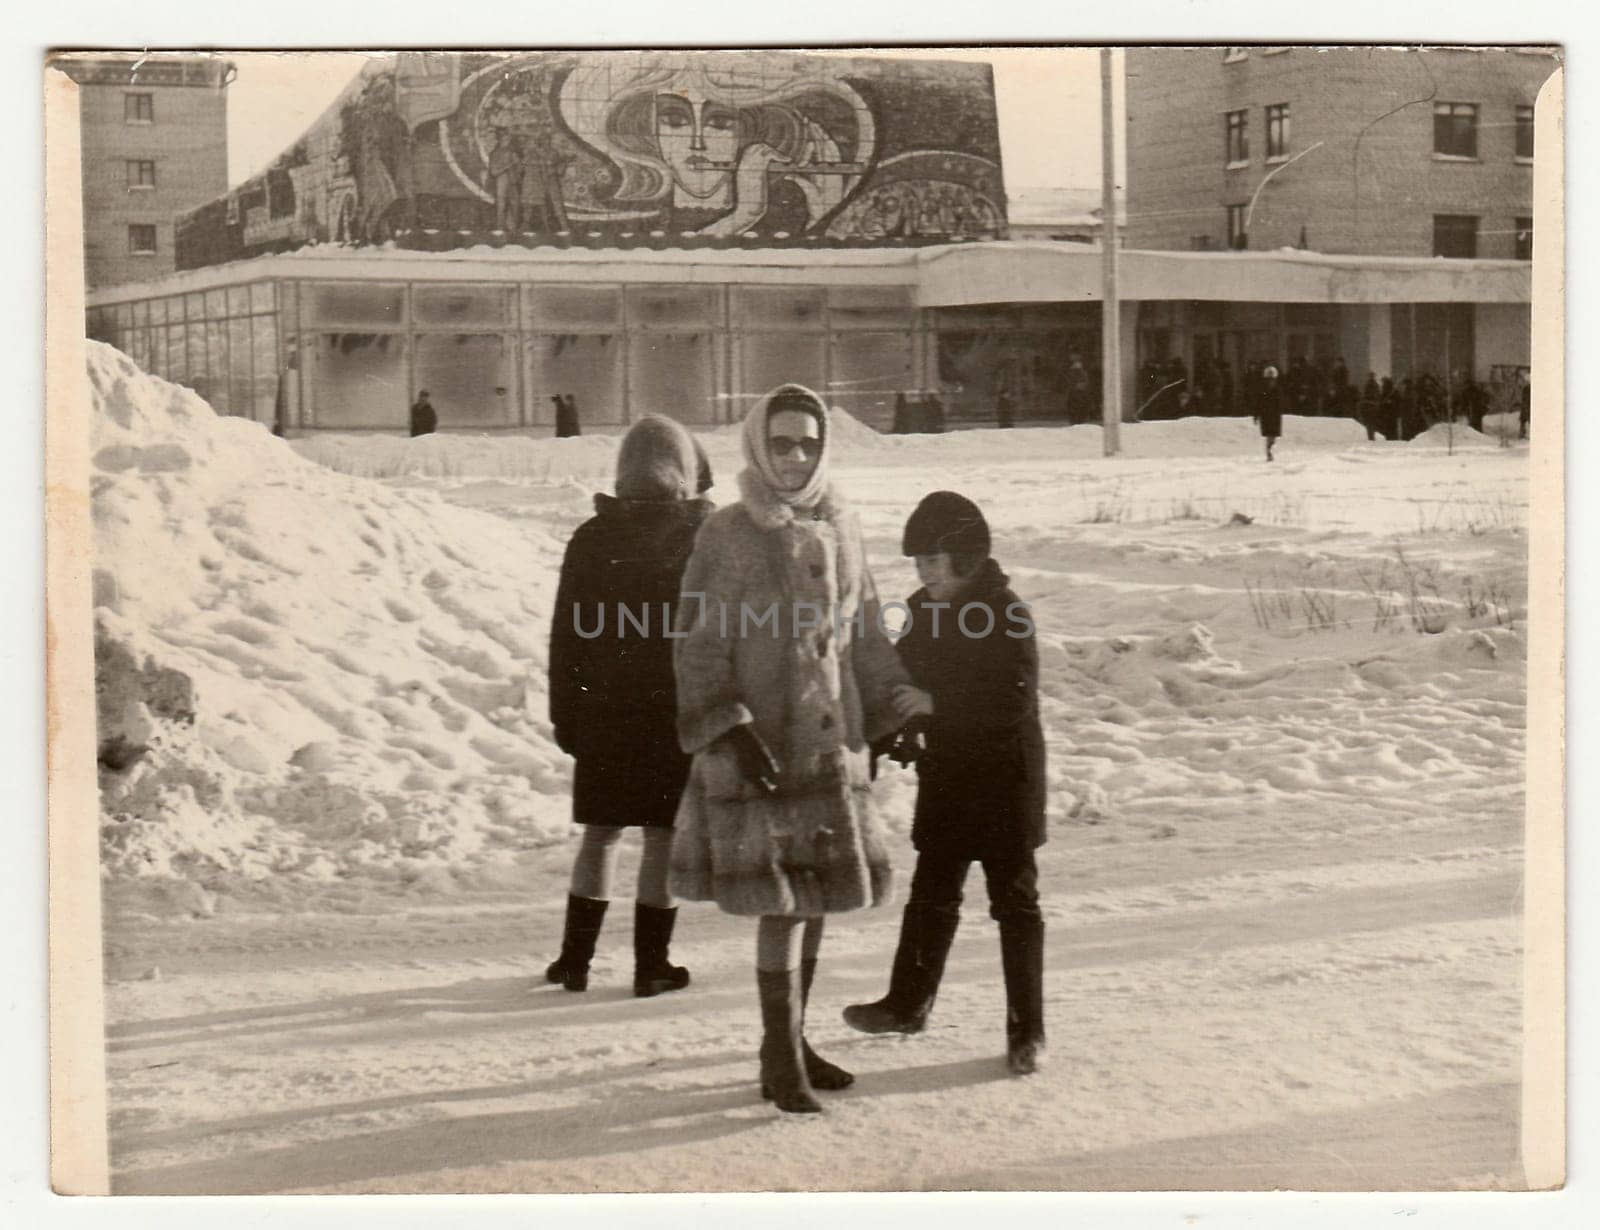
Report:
572,723,691,829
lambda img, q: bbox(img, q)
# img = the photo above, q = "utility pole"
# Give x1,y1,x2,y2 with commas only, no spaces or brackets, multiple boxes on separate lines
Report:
1100,48,1122,456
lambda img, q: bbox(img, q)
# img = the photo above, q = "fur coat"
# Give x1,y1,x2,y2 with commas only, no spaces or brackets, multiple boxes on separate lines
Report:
669,414,909,916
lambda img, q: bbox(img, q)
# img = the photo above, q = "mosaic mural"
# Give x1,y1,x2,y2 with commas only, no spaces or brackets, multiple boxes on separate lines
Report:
176,51,1005,267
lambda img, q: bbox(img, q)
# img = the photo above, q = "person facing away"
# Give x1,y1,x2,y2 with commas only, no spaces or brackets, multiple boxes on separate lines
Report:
1254,365,1283,461
545,415,714,997
1361,373,1382,440
409,390,437,438
843,491,1048,1077
554,393,582,439
669,383,910,1114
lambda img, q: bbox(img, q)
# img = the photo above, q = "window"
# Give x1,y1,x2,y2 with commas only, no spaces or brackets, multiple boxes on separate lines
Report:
124,93,153,124
1222,47,1248,64
1227,204,1248,250
1432,214,1478,259
128,224,157,255
126,160,156,190
1433,102,1479,158
1515,217,1533,261
1515,105,1535,160
1265,103,1291,160
1225,110,1249,165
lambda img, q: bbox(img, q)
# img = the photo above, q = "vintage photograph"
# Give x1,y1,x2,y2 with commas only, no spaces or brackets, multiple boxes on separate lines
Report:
45,44,1562,1196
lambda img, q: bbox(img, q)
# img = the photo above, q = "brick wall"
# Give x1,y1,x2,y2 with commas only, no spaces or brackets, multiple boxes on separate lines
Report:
1127,47,1555,257
72,62,230,289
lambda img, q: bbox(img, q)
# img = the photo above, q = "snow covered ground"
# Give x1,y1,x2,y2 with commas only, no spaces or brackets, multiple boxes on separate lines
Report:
88,342,1530,1192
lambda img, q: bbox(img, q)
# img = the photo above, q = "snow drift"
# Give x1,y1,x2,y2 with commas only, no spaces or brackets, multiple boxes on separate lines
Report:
89,342,580,912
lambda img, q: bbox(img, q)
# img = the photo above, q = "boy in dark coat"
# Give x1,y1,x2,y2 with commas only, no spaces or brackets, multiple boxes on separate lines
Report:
546,415,713,996
843,492,1048,1076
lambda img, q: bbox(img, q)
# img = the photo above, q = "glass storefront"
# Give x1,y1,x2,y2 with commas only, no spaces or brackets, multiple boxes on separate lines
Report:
87,276,929,435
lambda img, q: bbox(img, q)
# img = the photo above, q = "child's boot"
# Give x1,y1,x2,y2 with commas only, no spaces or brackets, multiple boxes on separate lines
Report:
843,903,960,1035
999,914,1046,1075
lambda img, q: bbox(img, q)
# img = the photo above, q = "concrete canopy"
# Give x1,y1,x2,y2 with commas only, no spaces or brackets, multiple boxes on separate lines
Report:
914,241,1533,307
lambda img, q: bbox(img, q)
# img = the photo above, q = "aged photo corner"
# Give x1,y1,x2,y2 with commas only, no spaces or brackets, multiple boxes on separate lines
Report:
43,43,1562,1197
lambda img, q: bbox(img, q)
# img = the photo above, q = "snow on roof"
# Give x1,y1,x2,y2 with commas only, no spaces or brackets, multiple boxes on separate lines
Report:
87,238,1532,308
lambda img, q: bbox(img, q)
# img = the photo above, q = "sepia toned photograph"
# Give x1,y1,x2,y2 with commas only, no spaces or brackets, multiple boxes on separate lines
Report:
43,39,1565,1201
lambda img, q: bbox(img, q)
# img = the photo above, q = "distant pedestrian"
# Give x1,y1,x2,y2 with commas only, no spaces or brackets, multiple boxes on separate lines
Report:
1360,373,1381,440
409,390,437,437
554,393,581,438
1254,365,1283,461
996,387,1016,429
1520,374,1531,439
892,391,911,435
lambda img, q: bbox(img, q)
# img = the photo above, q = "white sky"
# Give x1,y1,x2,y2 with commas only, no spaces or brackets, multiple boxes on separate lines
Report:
223,48,1125,194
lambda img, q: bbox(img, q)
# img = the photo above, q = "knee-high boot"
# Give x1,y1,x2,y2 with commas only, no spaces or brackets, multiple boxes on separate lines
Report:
545,894,608,992
756,968,822,1114
842,904,960,1035
999,914,1046,1075
632,903,690,998
773,958,852,1093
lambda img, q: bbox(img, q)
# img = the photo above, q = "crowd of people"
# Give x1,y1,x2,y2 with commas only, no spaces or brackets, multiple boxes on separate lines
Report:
1138,355,1530,443
546,385,1049,1115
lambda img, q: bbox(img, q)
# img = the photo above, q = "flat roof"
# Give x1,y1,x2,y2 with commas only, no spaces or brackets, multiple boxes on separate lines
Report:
85,239,1533,308
916,242,1533,305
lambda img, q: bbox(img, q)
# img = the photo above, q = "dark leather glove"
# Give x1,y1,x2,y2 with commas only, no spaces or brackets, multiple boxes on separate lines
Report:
724,725,781,797
886,726,925,767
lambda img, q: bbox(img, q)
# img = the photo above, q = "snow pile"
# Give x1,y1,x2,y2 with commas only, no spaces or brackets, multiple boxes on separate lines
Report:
89,342,579,912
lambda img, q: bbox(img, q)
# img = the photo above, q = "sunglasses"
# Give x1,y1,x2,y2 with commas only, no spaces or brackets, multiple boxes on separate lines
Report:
768,435,823,460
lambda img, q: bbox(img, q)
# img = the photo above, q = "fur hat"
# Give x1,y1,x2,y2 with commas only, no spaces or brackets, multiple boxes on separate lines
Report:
615,415,699,501
902,491,991,558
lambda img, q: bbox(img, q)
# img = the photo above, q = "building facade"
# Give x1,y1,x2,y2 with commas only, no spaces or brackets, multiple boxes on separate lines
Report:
1121,46,1553,396
1126,46,1556,258
57,54,233,290
80,50,1535,438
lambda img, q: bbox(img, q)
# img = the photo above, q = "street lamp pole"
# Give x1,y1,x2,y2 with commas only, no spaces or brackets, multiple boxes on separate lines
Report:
1100,48,1122,456
1243,141,1325,246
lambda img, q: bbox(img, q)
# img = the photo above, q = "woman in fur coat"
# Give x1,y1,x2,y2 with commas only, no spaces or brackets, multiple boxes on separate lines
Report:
546,415,713,997
671,384,910,1114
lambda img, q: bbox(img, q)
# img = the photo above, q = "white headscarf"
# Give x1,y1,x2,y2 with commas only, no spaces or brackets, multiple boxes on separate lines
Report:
740,384,831,511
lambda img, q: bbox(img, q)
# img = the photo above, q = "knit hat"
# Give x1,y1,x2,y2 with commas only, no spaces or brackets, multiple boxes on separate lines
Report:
615,414,699,501
741,383,830,509
902,491,991,558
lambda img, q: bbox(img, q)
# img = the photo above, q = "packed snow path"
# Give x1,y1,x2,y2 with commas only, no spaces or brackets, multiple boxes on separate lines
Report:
89,343,1528,1191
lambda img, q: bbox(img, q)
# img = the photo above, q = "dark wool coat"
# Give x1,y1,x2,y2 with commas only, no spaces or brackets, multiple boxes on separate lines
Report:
895,559,1047,860
669,471,910,916
549,494,712,828
1256,381,1284,438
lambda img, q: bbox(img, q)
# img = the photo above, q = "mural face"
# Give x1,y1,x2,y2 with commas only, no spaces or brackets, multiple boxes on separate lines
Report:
176,51,1005,268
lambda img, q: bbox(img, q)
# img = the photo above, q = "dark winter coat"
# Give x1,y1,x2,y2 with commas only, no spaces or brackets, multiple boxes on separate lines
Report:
1255,380,1283,438
549,494,712,827
894,559,1047,861
409,397,437,437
